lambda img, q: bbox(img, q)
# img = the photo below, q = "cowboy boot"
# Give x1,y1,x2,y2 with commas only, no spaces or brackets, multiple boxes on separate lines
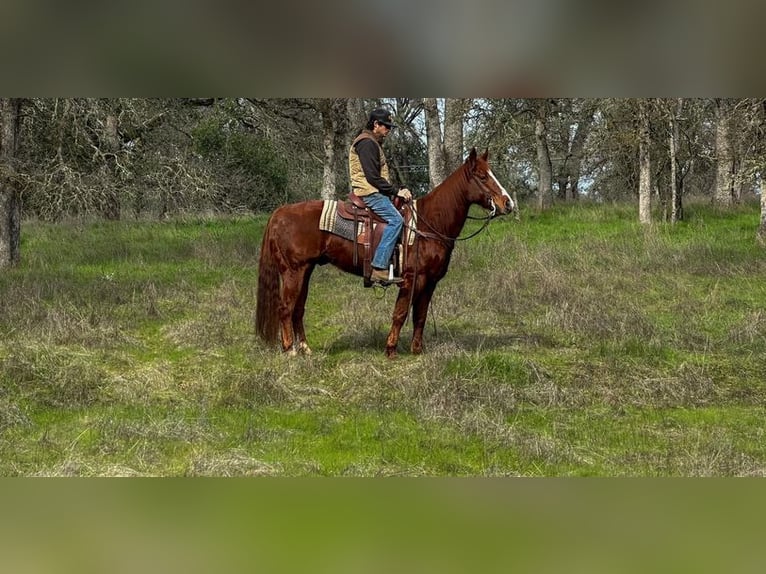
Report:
370,267,403,284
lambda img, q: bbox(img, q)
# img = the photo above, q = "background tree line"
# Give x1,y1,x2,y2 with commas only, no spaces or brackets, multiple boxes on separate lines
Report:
3,97,766,267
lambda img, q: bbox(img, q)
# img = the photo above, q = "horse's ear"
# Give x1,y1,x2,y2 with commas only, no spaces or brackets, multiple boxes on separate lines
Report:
482,148,489,161
468,147,477,165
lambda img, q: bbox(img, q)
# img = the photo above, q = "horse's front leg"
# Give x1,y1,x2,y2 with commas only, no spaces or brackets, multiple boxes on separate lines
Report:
410,281,437,355
385,285,414,359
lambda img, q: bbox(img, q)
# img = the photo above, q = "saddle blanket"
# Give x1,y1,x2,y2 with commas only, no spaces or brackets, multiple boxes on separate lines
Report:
319,200,417,245
319,200,365,241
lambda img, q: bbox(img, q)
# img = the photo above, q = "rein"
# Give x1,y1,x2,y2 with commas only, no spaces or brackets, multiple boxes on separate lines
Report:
401,202,493,325
400,178,495,324
407,174,497,245
410,207,493,245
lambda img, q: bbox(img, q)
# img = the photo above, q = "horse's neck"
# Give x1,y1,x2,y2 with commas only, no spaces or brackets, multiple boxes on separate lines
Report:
419,167,471,238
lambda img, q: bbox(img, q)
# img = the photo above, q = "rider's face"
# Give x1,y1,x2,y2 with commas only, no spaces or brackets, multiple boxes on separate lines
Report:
373,121,391,139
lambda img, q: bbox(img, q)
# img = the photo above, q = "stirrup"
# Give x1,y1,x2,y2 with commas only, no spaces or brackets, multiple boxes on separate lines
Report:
370,268,403,285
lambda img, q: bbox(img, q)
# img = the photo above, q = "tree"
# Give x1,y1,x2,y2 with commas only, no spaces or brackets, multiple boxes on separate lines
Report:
443,99,468,175
18,98,170,220
423,98,447,187
346,98,366,130
423,98,468,188
668,98,683,223
372,99,422,191
534,99,553,210
469,98,541,203
714,98,736,207
655,98,687,223
747,99,766,245
547,99,597,201
18,98,766,224
318,98,352,201
637,99,652,224
101,100,121,220
758,177,766,245
0,98,22,268
732,98,766,244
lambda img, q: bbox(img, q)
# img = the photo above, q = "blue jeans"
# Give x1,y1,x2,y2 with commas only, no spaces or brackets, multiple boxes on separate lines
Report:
361,192,403,269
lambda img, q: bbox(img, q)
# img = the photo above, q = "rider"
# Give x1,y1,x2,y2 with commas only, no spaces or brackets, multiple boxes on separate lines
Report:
348,108,412,285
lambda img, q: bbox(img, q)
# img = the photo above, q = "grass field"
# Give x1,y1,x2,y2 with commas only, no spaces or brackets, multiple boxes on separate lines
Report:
1,200,765,476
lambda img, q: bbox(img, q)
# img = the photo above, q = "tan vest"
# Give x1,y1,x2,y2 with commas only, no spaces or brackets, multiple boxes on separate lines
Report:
349,131,390,197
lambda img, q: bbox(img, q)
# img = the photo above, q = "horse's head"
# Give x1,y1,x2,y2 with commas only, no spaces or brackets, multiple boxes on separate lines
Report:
465,148,515,217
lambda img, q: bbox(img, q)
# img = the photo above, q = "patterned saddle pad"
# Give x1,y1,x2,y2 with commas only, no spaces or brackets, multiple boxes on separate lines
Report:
319,200,417,245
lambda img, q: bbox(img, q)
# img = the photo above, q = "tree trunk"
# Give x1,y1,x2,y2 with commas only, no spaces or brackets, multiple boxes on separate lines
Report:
0,98,22,268
319,98,353,201
638,100,652,225
424,98,467,188
319,99,338,201
567,101,596,201
346,98,366,131
669,98,684,223
443,98,466,174
732,157,743,203
423,98,447,187
758,177,766,246
102,109,121,220
535,100,553,210
714,98,735,207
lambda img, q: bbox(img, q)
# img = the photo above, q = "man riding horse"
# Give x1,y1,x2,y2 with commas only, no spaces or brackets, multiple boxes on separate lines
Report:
348,108,412,285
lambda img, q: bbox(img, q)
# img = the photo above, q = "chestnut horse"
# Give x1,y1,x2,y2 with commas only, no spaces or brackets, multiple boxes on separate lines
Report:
256,148,515,358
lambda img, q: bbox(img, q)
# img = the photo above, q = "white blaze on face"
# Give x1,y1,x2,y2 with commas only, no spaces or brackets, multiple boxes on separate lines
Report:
488,169,514,211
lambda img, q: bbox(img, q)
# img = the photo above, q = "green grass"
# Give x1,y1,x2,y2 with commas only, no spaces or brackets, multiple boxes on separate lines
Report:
1,201,766,476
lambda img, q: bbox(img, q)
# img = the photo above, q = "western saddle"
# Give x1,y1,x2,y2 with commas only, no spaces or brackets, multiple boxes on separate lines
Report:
337,192,412,287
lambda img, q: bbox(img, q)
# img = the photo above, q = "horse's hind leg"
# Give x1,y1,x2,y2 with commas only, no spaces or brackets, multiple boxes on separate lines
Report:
278,266,310,355
292,264,315,355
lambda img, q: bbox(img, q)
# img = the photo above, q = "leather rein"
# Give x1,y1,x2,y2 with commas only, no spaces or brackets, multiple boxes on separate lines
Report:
395,175,499,322
406,174,498,246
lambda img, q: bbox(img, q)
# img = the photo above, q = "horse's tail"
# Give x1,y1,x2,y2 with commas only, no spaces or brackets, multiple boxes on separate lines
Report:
256,215,281,344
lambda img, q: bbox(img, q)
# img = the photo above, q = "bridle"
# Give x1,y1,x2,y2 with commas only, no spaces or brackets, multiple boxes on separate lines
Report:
393,171,501,321
407,171,499,246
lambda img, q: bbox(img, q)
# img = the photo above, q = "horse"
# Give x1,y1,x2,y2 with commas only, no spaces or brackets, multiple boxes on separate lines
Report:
255,147,515,358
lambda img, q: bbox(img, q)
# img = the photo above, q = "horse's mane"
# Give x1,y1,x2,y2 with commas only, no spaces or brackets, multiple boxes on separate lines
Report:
417,159,474,234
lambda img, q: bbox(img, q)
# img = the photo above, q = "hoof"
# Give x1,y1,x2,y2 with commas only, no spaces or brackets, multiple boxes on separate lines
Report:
286,348,298,357
385,347,398,359
298,341,312,356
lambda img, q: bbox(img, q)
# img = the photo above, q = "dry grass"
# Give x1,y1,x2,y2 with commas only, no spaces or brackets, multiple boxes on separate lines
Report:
2,204,766,476
187,450,280,476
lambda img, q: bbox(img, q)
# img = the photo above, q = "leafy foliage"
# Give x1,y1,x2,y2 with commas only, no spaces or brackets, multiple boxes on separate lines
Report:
192,113,289,212
8,98,766,222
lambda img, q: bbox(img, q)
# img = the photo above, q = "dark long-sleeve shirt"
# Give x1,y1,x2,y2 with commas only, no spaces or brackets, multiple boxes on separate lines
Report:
354,138,396,197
